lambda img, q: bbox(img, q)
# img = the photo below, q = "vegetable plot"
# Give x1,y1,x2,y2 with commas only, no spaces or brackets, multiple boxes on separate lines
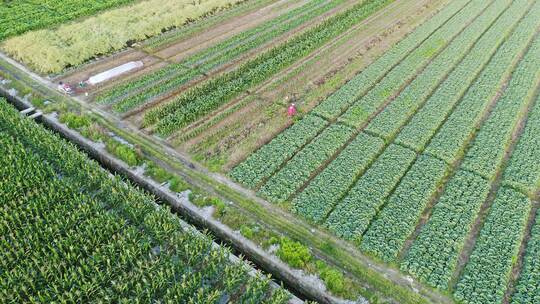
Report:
510,209,540,304
401,170,490,290
99,0,347,112
144,0,394,136
454,187,531,304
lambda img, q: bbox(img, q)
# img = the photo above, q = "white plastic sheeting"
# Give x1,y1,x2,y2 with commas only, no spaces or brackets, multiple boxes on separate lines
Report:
88,61,143,85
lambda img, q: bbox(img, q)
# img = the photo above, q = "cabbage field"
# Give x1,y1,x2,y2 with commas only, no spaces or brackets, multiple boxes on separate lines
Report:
232,0,540,303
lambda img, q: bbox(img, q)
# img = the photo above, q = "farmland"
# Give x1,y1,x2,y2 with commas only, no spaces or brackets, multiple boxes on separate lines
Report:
2,0,540,303
0,98,289,303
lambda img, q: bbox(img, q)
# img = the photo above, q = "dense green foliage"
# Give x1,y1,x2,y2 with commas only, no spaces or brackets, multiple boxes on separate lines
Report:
0,99,288,303
292,132,384,223
510,209,540,304
454,187,531,304
325,144,416,241
144,0,394,135
401,170,490,289
0,0,134,40
258,124,354,204
360,155,448,262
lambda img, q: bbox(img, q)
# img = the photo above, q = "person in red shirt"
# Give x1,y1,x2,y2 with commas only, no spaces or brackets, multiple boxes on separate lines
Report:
287,103,297,117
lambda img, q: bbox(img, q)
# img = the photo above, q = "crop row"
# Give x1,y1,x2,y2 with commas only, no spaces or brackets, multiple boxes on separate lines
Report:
96,64,193,105
461,34,540,180
337,0,491,129
311,0,471,120
230,0,470,188
510,208,540,304
424,2,540,165
359,154,448,262
182,0,341,68
258,124,354,204
324,144,417,241
0,99,287,303
454,186,531,304
144,0,395,136
292,132,385,223
401,170,490,290
395,0,536,152
102,0,343,111
112,68,201,113
0,0,134,40
503,92,540,194
369,0,524,142
141,0,276,52
229,114,328,189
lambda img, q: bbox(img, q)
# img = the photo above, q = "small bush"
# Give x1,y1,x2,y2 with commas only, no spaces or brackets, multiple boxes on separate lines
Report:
276,237,311,268
169,176,189,193
106,140,141,167
316,261,345,294
59,112,91,129
240,225,254,239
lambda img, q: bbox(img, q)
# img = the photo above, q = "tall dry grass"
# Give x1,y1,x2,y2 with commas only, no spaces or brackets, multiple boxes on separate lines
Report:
2,0,240,74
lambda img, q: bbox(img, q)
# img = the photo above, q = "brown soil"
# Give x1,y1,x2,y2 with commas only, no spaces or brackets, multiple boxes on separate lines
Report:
182,0,449,171
120,0,359,125
166,0,359,64
155,0,308,60
52,0,299,99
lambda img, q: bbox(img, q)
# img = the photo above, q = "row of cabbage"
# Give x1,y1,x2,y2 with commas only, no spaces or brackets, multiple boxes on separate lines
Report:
460,32,540,181
510,209,540,304
398,6,540,296
0,99,289,303
230,0,475,191
0,0,134,40
503,92,540,195
97,0,344,110
143,0,394,136
454,187,532,304
360,0,539,265
365,0,526,142
259,0,499,230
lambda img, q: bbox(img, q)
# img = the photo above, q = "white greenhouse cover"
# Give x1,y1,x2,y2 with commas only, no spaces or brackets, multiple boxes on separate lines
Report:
88,61,144,85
